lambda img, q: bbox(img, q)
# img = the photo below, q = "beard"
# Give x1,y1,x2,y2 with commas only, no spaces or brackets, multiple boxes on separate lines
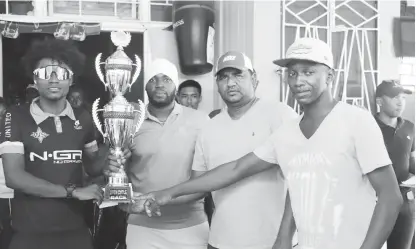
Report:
147,90,176,108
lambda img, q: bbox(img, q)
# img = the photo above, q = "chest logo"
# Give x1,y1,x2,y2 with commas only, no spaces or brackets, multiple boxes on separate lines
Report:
31,127,49,143
74,120,82,130
407,135,411,140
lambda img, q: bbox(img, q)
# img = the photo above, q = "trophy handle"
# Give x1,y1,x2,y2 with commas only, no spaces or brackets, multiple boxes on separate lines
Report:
92,98,106,139
129,55,142,92
95,53,107,89
132,99,146,142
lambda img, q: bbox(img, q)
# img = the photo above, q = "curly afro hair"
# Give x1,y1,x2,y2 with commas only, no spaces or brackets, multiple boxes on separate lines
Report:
21,37,86,79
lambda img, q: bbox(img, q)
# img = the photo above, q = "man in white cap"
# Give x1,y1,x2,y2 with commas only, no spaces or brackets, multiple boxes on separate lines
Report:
138,38,403,249
109,58,209,249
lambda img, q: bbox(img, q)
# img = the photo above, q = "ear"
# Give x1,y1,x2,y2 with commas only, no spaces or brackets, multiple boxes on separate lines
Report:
252,72,259,90
326,68,335,85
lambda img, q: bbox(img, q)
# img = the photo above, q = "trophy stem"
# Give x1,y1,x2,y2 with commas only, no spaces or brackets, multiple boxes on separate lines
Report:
104,146,133,203
109,147,129,185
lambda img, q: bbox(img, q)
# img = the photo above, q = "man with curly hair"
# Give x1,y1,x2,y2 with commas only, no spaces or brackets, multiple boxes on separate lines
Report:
0,38,107,249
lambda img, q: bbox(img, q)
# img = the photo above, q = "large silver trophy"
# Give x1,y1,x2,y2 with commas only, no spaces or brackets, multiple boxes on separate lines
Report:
92,31,146,203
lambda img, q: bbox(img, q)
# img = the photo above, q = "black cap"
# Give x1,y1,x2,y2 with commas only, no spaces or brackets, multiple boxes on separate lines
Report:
376,80,412,98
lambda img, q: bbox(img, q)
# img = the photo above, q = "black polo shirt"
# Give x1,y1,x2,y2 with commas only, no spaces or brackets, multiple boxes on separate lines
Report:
375,115,415,183
0,101,97,233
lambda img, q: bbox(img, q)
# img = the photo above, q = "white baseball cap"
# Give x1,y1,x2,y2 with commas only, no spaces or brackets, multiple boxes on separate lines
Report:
215,51,254,75
145,59,179,88
273,38,334,69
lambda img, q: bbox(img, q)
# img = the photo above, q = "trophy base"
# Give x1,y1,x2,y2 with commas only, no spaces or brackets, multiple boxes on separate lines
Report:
103,183,133,203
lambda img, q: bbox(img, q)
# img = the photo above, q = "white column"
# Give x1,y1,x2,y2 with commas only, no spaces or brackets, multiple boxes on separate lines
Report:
140,0,151,22
32,0,48,16
213,1,255,109
252,1,282,102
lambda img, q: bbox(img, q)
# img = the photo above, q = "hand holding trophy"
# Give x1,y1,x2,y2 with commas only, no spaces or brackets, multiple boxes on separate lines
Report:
92,31,146,203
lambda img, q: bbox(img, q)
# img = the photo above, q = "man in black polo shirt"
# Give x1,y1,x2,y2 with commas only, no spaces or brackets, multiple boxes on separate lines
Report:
0,39,106,249
375,80,415,249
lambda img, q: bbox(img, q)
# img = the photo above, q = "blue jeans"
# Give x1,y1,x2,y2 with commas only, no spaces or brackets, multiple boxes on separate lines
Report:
387,188,415,249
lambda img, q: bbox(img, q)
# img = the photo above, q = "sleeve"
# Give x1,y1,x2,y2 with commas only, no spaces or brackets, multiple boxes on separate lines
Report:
270,102,298,132
253,131,279,165
83,113,98,154
191,132,208,172
353,110,392,174
0,107,24,155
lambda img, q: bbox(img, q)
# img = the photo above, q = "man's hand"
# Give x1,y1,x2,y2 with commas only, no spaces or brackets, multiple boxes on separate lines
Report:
138,190,174,217
118,192,146,214
104,148,132,176
73,184,103,202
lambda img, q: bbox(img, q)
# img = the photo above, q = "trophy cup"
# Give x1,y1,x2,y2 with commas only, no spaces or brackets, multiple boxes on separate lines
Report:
92,31,146,203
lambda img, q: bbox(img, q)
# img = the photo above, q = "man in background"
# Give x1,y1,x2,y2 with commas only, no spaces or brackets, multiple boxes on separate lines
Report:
25,84,39,104
176,79,215,224
68,85,92,113
0,97,13,249
177,80,202,110
375,80,415,249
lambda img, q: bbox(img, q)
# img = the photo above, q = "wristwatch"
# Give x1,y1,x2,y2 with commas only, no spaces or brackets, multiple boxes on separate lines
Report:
65,184,77,198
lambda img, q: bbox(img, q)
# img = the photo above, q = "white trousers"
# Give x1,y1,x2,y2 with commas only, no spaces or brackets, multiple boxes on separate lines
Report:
126,222,209,249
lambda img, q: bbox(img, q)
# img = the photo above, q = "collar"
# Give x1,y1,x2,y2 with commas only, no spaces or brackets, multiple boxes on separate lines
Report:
145,103,182,122
375,113,404,130
30,97,76,125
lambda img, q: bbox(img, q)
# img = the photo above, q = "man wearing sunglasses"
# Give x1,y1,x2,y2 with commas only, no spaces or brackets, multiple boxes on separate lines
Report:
0,38,107,249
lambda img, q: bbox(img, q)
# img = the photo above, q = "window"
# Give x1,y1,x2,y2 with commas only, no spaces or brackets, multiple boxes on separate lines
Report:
400,57,416,90
49,0,138,19
0,0,174,23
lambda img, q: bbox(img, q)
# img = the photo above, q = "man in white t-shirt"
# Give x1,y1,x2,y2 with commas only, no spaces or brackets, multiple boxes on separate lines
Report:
0,98,13,249
139,38,403,249
172,51,298,249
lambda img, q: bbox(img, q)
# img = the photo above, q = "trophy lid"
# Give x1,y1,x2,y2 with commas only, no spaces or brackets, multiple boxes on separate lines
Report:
105,31,133,71
111,31,131,48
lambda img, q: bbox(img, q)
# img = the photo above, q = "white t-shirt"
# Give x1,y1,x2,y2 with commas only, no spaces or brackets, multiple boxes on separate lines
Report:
192,99,298,249
0,160,13,198
254,102,392,249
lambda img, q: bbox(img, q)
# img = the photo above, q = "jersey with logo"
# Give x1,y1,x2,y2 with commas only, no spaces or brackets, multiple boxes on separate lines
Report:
0,103,97,233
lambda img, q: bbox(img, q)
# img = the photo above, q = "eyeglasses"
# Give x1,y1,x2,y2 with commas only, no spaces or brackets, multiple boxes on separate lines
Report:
33,66,73,81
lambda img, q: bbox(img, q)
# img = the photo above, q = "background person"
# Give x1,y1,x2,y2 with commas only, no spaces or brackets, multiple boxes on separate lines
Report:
177,80,202,110
25,84,39,104
374,80,415,249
